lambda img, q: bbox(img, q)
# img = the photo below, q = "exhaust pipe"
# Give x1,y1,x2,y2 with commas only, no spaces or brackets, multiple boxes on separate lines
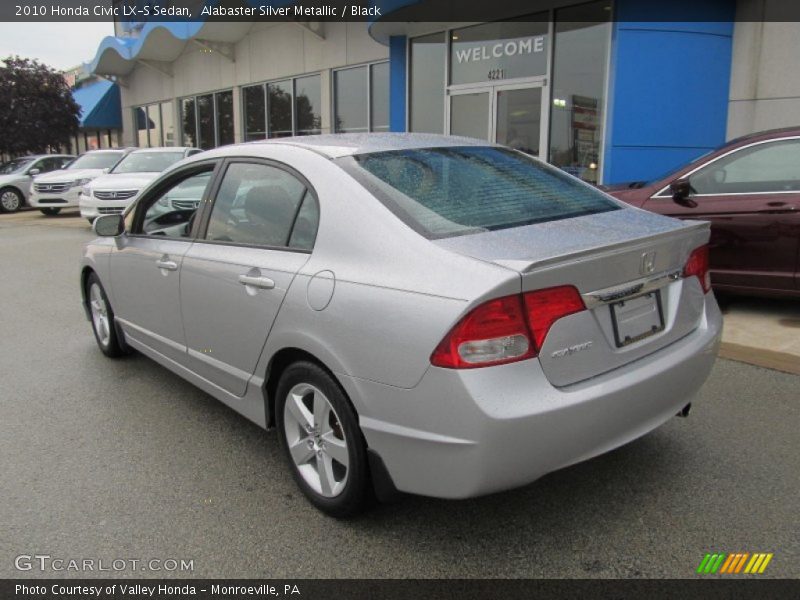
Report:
676,403,691,418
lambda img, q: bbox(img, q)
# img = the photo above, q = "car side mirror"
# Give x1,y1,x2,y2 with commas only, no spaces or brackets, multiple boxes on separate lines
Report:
669,179,697,208
93,214,124,237
28,168,41,176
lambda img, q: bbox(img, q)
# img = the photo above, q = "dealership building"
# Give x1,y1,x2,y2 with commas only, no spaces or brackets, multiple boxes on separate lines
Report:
83,0,797,185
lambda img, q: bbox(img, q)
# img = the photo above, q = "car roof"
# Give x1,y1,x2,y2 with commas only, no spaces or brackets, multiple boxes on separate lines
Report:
128,147,195,154
201,133,497,160
727,126,800,146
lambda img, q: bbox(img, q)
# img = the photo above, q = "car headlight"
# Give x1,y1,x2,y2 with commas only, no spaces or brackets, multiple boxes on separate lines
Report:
81,186,92,197
72,178,91,188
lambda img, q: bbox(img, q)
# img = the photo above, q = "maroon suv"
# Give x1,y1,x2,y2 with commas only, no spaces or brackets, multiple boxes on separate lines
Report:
604,127,800,298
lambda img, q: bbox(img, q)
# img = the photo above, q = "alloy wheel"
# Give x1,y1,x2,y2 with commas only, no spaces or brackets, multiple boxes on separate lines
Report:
1,190,21,212
89,283,111,347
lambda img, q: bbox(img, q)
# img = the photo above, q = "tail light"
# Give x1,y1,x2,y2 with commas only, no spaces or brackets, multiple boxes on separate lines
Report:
683,245,711,293
430,286,585,369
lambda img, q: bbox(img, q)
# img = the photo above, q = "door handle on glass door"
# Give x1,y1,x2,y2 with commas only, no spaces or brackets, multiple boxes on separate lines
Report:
238,274,275,289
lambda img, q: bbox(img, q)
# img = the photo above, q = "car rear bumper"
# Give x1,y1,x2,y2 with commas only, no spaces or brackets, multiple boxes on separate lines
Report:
345,294,722,499
29,188,81,208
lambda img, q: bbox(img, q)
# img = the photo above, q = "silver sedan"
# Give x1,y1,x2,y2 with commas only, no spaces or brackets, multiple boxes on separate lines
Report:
81,134,722,517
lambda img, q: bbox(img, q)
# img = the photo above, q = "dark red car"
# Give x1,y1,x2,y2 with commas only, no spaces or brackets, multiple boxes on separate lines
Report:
604,127,800,298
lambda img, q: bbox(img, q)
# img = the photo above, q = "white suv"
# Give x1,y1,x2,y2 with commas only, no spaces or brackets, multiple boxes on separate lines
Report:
29,149,134,215
79,147,201,222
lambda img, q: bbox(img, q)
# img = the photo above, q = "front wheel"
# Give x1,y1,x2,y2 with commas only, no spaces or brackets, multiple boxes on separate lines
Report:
0,188,23,213
276,361,371,517
86,273,124,358
40,207,61,216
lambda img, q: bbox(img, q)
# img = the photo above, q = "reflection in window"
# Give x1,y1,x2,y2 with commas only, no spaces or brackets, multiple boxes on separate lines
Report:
181,98,196,147
295,75,321,136
161,101,175,146
370,62,390,132
334,67,368,133
268,80,293,138
216,91,234,146
548,1,611,184
196,94,214,150
142,170,213,237
244,85,266,141
410,33,446,134
135,107,149,147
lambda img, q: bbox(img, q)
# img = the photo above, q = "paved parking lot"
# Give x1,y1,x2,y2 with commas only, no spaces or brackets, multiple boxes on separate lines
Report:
1,208,798,578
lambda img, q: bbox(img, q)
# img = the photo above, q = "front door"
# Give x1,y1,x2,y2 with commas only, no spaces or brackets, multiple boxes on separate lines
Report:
448,83,546,157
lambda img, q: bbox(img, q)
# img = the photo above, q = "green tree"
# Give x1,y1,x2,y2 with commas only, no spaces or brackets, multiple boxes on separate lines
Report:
0,56,80,156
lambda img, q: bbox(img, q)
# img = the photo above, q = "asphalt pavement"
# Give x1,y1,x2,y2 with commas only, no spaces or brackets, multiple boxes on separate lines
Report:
1,209,798,578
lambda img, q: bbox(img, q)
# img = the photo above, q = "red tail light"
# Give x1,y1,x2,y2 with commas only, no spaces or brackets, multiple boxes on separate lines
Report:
430,285,585,369
683,245,711,293
523,286,586,349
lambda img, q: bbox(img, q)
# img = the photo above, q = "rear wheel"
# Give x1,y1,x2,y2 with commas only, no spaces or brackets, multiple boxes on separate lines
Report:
86,273,124,358
276,361,371,517
40,207,61,216
0,188,23,213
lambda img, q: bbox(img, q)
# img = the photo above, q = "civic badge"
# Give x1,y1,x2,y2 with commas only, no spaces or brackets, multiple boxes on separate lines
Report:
640,251,656,275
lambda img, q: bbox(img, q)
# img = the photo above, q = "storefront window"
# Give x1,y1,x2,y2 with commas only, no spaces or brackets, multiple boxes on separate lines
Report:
334,67,368,133
196,94,214,150
450,17,548,86
244,85,266,141
161,101,175,146
410,33,446,134
268,80,293,138
135,107,148,147
549,1,611,183
295,75,321,136
370,62,389,132
181,98,196,147
216,90,235,146
148,104,162,147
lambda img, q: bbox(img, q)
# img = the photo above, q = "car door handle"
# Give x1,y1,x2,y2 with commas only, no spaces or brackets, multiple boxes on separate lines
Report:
156,259,178,271
238,274,275,289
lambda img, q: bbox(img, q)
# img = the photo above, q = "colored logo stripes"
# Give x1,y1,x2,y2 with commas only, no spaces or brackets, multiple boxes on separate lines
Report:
697,552,773,574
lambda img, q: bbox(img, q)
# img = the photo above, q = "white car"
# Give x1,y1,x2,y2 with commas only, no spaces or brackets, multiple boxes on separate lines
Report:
28,149,133,216
79,147,201,222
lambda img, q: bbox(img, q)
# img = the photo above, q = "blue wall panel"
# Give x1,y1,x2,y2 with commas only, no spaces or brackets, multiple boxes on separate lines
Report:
389,35,407,132
603,0,735,183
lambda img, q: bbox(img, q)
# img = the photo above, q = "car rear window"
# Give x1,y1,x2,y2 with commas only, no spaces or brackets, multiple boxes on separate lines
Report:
340,146,619,239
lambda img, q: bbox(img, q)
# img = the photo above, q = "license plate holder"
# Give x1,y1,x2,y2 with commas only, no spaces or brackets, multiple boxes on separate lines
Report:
610,291,665,348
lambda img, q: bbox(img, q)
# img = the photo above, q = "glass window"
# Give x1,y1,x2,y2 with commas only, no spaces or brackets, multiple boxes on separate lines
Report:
689,140,800,194
216,91,234,147
287,192,319,250
149,104,163,147
342,146,619,239
244,85,267,141
450,92,490,140
410,33,446,134
450,17,548,85
370,62,390,132
111,151,187,174
181,98,197,147
268,80,293,138
206,162,307,247
549,1,612,184
161,102,175,146
295,75,321,136
334,67,368,133
196,94,215,150
135,107,149,147
141,170,213,237
68,151,123,170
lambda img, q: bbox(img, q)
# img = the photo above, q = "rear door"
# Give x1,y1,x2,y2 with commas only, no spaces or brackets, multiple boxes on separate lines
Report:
179,159,319,397
644,137,800,292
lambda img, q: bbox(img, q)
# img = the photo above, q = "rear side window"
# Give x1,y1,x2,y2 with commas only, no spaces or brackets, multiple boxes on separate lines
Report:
205,162,317,250
341,146,619,239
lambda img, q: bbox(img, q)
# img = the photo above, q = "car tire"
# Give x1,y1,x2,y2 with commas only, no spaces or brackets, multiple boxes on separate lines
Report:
0,187,23,213
40,207,61,216
275,361,371,518
86,272,124,358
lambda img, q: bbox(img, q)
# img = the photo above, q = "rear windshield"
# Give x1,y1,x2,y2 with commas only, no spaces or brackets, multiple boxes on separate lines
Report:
340,146,619,239
111,151,185,174
69,152,124,170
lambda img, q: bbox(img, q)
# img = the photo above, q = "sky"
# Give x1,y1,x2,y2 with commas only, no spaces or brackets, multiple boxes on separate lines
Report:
0,22,114,70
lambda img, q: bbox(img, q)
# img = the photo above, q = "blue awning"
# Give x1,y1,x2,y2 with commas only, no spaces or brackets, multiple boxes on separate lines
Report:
72,80,121,130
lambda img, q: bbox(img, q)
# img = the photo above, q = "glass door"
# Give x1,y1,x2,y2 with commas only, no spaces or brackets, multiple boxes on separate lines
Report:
448,83,547,157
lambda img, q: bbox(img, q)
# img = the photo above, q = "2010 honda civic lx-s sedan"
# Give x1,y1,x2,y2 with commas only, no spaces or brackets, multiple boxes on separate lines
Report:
81,134,722,517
